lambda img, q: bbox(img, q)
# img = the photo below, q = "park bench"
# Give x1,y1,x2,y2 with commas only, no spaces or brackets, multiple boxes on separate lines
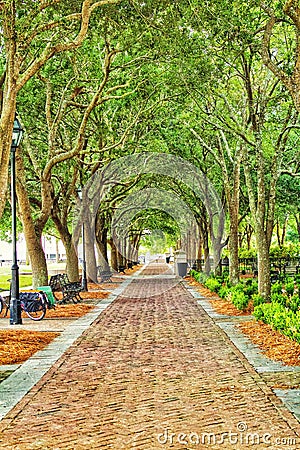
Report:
118,265,126,274
97,265,113,283
49,273,83,304
282,259,300,278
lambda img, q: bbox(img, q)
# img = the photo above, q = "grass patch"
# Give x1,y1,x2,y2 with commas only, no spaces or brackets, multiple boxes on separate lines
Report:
0,274,32,291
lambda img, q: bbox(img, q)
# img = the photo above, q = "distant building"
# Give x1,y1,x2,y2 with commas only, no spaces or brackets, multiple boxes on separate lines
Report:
0,234,66,265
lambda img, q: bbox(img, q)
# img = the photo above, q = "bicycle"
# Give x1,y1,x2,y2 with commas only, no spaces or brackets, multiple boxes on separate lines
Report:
0,291,47,321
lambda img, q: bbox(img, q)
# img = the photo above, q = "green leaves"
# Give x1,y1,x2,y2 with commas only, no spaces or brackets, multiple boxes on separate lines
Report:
253,302,300,343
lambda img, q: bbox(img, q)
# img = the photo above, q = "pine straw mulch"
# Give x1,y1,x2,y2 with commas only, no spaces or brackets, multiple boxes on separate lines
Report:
0,270,142,367
45,303,96,318
0,330,60,365
0,300,104,365
238,320,300,367
186,276,300,367
0,286,111,365
210,298,254,316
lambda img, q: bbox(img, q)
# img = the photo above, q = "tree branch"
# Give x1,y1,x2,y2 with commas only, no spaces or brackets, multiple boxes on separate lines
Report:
17,0,121,90
261,15,291,90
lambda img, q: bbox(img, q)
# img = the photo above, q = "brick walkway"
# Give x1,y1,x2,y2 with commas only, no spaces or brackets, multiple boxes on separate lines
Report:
0,263,300,449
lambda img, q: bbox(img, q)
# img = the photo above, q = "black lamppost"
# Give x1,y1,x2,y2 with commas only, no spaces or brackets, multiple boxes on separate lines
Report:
77,188,88,292
10,116,24,325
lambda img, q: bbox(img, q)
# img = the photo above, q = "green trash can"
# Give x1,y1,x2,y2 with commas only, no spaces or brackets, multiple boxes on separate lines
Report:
37,286,56,307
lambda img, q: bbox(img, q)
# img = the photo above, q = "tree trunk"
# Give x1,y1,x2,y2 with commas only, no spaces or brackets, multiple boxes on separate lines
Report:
95,213,109,263
51,211,79,282
196,236,203,272
275,217,288,248
56,239,60,264
85,220,97,282
210,196,226,276
16,218,48,288
65,238,79,282
228,204,240,285
117,244,125,268
203,243,210,274
243,141,272,300
15,151,48,288
27,239,48,288
218,141,242,285
245,224,253,250
0,48,19,218
295,214,300,240
196,215,210,274
134,232,142,262
256,227,271,299
109,238,118,271
97,232,108,263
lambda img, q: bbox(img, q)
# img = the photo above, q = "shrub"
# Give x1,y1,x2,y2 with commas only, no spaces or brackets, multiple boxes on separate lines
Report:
253,303,267,321
253,302,300,344
198,272,209,284
189,269,197,279
271,282,283,295
231,291,249,311
243,281,258,298
218,285,230,299
204,278,221,293
252,293,265,307
271,292,287,307
285,281,295,297
190,270,209,284
231,283,245,293
222,269,229,279
287,295,300,314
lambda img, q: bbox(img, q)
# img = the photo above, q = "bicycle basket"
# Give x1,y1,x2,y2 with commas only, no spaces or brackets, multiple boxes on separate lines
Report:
20,292,44,312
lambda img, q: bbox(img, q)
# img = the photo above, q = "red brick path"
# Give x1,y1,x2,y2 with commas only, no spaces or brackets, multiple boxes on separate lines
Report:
0,263,299,449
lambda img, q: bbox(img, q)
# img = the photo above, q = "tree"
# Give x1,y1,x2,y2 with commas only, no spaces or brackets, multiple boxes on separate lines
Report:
16,40,124,286
0,0,121,217
262,0,300,112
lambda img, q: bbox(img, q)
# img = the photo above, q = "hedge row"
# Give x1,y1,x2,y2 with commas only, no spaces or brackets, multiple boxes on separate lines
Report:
190,270,300,343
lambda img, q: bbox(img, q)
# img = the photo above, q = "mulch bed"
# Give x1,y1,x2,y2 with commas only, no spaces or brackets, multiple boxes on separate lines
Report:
0,303,100,365
0,268,142,367
0,288,110,364
239,320,300,366
209,298,254,316
46,303,96,318
0,330,60,365
186,276,300,367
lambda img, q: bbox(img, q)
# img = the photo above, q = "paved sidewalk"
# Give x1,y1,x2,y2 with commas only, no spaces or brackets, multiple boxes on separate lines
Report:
0,263,300,449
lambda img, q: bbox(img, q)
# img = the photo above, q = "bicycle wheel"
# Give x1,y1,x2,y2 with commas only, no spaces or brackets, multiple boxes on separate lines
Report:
20,293,46,321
